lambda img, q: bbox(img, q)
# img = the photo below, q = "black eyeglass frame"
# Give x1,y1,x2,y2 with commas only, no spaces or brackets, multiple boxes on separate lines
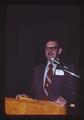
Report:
45,46,59,51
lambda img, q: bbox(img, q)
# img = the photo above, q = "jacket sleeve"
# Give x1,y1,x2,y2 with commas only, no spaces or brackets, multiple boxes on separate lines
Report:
64,64,79,115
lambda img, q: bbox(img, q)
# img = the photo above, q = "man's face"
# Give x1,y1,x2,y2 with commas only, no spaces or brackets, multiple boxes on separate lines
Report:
45,41,62,61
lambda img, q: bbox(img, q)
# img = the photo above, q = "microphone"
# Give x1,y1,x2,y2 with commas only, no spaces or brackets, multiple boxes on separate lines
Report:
50,57,68,70
50,57,80,78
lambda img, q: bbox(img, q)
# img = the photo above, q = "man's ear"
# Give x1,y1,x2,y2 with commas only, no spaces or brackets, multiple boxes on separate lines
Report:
58,48,62,55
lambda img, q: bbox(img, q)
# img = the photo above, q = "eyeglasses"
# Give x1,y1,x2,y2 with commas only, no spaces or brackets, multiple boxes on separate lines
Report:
45,46,59,51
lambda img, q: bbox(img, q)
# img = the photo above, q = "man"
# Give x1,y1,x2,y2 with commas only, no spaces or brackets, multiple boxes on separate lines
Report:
16,40,79,115
29,40,79,114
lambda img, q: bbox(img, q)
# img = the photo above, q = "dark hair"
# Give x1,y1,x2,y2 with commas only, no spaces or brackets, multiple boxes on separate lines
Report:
43,39,63,49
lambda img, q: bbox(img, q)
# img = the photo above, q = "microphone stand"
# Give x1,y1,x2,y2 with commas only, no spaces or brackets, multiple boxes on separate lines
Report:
51,58,80,78
63,69,79,78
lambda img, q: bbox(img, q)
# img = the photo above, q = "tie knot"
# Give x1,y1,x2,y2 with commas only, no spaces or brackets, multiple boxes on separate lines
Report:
48,64,53,69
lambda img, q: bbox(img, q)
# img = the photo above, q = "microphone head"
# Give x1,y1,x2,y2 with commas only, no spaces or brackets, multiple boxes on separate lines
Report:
50,57,60,64
50,57,55,62
49,57,54,64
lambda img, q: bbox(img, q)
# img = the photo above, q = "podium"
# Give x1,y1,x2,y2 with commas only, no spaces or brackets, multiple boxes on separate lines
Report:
5,97,67,115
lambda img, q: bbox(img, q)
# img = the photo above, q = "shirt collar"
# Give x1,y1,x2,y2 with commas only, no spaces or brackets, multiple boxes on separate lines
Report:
47,60,57,67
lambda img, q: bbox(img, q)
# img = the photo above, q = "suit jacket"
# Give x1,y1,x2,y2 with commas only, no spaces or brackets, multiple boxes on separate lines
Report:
29,63,79,115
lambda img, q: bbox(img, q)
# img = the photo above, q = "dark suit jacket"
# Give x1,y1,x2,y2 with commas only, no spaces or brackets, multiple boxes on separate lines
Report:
29,63,79,115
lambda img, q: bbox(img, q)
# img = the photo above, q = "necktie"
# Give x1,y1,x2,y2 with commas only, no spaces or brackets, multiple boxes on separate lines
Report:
44,63,53,97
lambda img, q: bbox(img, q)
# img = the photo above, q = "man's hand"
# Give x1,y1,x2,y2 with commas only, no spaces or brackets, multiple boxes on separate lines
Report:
54,96,67,106
16,94,28,99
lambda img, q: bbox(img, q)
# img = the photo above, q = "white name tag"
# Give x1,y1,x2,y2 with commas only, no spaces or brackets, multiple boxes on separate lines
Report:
55,69,64,76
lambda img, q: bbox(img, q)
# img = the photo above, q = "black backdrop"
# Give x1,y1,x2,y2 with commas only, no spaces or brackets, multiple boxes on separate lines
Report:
5,5,80,97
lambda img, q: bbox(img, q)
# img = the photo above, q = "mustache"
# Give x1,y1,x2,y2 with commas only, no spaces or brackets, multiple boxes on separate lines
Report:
47,52,54,56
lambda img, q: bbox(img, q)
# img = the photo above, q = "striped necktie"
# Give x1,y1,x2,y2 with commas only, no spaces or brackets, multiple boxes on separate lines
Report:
44,63,53,97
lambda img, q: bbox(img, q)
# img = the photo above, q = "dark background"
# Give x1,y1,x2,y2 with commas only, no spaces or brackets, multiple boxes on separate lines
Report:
5,5,80,97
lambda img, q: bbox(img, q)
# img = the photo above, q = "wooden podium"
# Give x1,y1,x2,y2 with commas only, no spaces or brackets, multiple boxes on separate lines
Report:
5,97,67,115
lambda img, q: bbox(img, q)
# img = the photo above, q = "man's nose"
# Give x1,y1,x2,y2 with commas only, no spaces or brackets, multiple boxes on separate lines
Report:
48,48,53,52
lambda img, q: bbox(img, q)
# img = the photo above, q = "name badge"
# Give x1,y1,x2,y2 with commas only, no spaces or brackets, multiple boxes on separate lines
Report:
55,69,64,76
